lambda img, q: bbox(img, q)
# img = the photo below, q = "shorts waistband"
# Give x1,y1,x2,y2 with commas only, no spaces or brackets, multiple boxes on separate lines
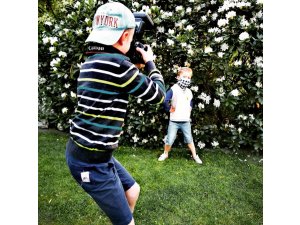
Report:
67,138,113,163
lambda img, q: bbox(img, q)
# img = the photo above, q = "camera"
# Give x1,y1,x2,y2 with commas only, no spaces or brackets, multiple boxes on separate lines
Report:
127,12,154,64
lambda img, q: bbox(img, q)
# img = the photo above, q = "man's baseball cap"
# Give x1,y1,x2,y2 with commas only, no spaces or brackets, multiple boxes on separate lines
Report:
86,2,136,45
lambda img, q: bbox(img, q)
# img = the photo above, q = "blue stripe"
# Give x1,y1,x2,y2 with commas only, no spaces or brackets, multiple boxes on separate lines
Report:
78,86,119,95
128,75,145,94
76,116,122,131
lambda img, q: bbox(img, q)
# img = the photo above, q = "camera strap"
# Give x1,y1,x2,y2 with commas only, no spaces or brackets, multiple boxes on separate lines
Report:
85,43,124,56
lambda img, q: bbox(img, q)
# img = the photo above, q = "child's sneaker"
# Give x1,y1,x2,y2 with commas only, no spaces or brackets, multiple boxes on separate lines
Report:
158,153,168,161
193,155,203,164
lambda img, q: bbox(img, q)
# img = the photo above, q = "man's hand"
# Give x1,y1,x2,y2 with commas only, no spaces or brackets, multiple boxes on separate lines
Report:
136,45,156,64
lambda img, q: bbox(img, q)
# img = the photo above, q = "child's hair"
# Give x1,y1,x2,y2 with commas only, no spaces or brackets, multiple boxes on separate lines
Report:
177,67,193,77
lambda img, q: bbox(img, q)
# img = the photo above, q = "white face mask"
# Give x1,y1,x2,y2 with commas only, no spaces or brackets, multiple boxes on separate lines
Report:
177,77,191,89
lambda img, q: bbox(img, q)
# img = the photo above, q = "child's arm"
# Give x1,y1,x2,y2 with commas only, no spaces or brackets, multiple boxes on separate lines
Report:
163,89,173,112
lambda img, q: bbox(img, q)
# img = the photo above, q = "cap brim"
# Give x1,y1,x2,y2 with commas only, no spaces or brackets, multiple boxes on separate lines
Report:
85,29,125,45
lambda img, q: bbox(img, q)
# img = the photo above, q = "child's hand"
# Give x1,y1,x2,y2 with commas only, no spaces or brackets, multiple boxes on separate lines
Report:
170,106,175,113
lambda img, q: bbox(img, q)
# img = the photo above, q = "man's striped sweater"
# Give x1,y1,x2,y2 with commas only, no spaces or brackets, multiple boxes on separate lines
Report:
70,47,166,152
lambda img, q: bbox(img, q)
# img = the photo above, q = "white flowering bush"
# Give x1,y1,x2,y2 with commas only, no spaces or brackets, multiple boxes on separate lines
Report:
39,0,263,154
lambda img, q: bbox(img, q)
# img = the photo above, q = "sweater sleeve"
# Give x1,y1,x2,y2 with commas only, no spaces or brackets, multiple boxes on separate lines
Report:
163,89,173,112
121,60,166,104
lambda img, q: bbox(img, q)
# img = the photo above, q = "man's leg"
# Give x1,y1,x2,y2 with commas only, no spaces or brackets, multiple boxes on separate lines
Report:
125,182,140,213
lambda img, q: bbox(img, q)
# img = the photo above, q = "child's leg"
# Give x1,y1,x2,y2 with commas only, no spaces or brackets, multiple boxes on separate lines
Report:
181,122,197,158
164,121,179,156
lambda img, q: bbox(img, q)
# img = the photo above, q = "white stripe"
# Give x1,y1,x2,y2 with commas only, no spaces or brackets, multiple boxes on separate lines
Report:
83,60,120,67
78,103,126,112
137,80,153,98
80,65,136,78
78,95,112,103
146,83,159,102
70,130,119,146
72,121,121,138
113,99,129,103
150,73,163,79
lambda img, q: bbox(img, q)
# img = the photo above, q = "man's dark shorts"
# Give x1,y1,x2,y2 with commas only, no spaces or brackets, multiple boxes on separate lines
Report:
66,139,136,225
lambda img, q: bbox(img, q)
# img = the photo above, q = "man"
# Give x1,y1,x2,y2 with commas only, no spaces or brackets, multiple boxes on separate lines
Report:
65,2,165,225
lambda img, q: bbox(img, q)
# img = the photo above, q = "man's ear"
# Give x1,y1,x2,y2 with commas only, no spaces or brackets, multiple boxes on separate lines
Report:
118,30,129,45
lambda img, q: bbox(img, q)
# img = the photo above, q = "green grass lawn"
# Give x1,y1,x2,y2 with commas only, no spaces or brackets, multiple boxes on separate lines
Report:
38,130,263,225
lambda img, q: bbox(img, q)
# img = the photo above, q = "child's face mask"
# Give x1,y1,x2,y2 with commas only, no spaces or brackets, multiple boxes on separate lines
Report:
177,77,191,89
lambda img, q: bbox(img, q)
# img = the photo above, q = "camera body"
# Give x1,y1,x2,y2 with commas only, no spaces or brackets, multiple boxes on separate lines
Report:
127,12,154,64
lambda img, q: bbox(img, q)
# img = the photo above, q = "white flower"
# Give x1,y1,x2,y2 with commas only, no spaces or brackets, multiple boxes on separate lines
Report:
61,93,67,98
39,77,46,84
196,5,201,11
198,141,206,149
76,29,83,35
211,141,219,147
137,98,142,104
204,95,211,104
45,21,52,26
74,1,80,8
254,56,263,68
132,2,140,8
64,83,71,89
218,52,224,58
240,18,250,27
157,26,165,33
49,47,55,52
234,60,242,66
142,139,148,143
198,103,205,109
52,67,57,72
201,16,207,21
256,0,263,4
217,19,228,27
226,10,236,19
188,49,194,55
50,58,61,67
64,74,68,79
213,99,220,108
216,76,225,82
49,37,58,45
186,7,192,14
167,39,174,46
212,13,218,21
239,32,250,41
208,27,221,33
256,81,263,88
230,89,240,97
211,0,217,4
190,86,199,92
181,42,187,48
176,6,183,11
238,128,242,133
62,107,68,114
215,37,223,43
58,51,67,58
86,27,92,33
168,29,175,35
42,37,50,44
151,117,155,123
138,111,144,116
70,91,77,98
132,134,139,143
249,114,255,120
221,43,229,51
189,0,194,2
186,25,194,31
63,28,69,33
153,136,158,141
204,46,213,53
85,18,90,23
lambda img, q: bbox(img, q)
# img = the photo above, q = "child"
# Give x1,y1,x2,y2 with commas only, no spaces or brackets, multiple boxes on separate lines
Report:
158,67,202,164
65,2,165,225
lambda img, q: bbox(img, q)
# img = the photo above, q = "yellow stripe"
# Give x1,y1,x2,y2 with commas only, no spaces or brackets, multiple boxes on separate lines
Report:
71,138,108,152
157,96,165,105
78,71,139,88
76,110,124,121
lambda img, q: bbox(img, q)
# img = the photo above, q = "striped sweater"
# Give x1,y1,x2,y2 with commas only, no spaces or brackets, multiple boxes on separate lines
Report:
70,47,166,152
